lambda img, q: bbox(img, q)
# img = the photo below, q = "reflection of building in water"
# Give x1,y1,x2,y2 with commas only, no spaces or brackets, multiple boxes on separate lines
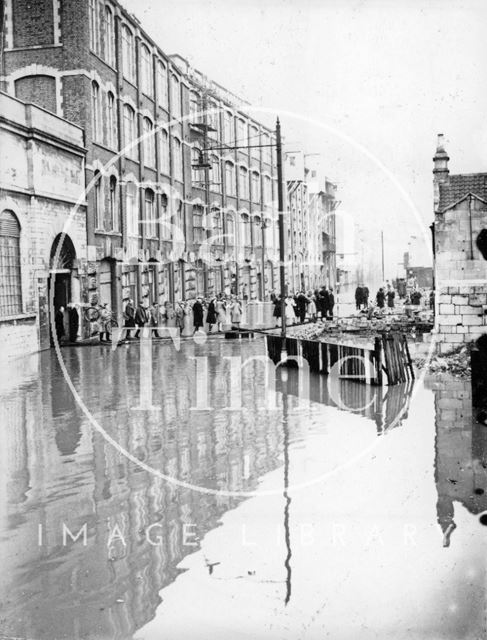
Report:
282,367,414,434
432,378,487,546
0,341,292,640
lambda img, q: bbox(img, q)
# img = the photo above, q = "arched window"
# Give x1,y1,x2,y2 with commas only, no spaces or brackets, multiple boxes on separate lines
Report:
212,207,223,241
141,44,153,96
91,81,101,142
253,216,262,248
191,143,203,184
109,175,119,232
143,117,155,167
239,166,248,200
104,5,115,66
251,171,261,202
170,75,181,117
107,91,116,148
121,25,136,82
94,170,103,229
126,181,138,237
160,129,170,174
0,210,22,317
264,218,274,250
224,111,233,143
123,104,136,160
226,213,236,247
156,60,168,107
225,161,235,196
211,155,221,193
160,193,170,240
193,205,204,244
144,189,156,238
89,0,100,54
240,213,251,246
172,137,183,181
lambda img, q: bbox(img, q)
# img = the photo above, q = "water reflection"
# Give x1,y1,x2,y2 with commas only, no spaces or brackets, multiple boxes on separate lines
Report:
0,340,485,639
429,377,487,545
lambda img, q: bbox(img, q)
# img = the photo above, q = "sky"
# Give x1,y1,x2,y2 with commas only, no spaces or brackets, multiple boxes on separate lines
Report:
123,0,487,279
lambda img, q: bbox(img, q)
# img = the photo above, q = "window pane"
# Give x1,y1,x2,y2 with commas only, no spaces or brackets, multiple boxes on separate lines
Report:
0,211,22,317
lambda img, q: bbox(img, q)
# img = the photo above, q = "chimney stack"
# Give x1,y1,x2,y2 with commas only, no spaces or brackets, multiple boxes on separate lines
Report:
433,133,449,180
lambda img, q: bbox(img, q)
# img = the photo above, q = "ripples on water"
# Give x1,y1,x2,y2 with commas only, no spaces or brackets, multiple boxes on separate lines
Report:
0,337,485,639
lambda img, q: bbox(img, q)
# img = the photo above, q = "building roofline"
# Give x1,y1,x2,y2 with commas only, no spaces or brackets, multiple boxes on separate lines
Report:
438,191,487,214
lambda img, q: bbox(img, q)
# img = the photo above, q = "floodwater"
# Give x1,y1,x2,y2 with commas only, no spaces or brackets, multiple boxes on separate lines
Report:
0,336,485,640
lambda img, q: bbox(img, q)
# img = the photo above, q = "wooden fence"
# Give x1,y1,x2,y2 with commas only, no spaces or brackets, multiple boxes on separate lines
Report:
265,332,414,386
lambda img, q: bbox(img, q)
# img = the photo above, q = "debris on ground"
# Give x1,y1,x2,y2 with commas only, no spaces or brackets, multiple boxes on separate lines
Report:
415,346,471,378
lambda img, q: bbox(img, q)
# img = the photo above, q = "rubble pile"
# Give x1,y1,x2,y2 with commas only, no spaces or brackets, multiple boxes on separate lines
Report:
416,346,471,378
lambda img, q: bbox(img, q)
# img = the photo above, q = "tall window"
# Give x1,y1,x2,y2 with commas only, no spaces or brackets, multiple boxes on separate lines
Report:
190,91,200,123
89,0,100,54
94,171,103,229
263,175,272,204
250,125,260,159
156,60,168,107
191,144,203,184
104,6,115,67
160,129,170,174
252,216,262,248
121,25,136,83
193,205,204,244
240,213,251,246
109,175,119,231
143,117,155,167
107,92,117,148
262,133,271,164
91,81,101,142
211,155,221,193
251,171,261,202
0,210,22,317
264,218,274,249
170,75,181,118
239,166,248,200
225,161,235,196
237,118,247,146
226,213,236,246
172,137,183,181
141,45,153,96
212,207,223,241
144,189,156,238
224,111,233,143
160,194,170,240
126,182,138,236
123,104,136,160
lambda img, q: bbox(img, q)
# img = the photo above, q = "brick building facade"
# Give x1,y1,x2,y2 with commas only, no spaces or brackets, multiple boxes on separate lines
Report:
0,91,87,359
1,0,282,322
432,134,487,353
285,151,337,292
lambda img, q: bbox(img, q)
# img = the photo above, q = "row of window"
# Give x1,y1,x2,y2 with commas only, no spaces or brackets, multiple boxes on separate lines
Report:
91,176,277,249
91,82,183,177
189,93,274,164
88,3,274,155
89,1,177,112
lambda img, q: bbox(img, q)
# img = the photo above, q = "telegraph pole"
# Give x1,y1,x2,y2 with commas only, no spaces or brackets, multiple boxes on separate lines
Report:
276,117,287,340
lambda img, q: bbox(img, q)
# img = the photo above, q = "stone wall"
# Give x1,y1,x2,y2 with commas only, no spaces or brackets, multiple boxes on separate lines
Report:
434,196,487,353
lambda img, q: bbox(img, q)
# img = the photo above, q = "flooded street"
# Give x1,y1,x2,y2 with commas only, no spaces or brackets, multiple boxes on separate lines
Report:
0,337,486,640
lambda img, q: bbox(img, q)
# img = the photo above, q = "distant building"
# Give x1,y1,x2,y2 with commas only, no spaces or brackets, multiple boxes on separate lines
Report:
285,151,337,292
432,134,487,353
0,91,87,359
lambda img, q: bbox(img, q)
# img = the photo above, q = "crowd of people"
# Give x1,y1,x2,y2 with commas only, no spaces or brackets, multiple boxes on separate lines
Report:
271,286,336,327
354,281,433,316
120,294,245,341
